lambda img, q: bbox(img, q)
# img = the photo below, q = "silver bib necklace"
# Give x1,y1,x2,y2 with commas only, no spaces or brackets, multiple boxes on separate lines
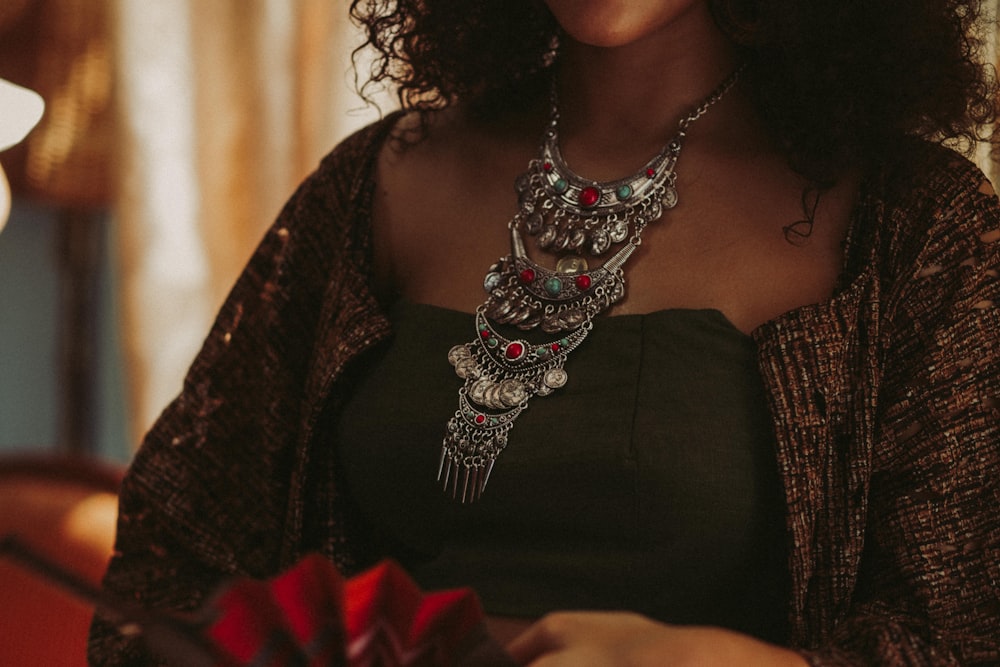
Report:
439,66,744,502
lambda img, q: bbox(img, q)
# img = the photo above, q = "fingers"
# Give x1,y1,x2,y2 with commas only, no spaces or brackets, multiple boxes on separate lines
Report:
504,612,807,667
505,612,575,664
507,611,634,665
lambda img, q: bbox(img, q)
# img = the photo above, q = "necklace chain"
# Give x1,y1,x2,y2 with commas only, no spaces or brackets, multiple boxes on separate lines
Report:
523,63,746,258
678,64,746,131
438,65,745,502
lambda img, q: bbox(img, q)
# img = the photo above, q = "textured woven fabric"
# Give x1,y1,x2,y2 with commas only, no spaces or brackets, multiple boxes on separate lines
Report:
88,116,1000,666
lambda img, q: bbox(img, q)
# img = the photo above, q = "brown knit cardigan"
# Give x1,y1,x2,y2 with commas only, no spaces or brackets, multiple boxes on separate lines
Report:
88,117,1000,666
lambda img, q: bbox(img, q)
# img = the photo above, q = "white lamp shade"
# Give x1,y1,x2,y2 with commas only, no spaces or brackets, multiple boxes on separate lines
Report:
0,78,44,230
0,78,44,152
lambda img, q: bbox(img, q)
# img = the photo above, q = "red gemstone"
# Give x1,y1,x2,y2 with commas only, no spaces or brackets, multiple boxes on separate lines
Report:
646,168,655,178
550,342,561,352
578,186,600,208
475,414,486,424
480,330,490,339
505,342,525,360
520,268,536,284
575,274,592,290
543,161,553,172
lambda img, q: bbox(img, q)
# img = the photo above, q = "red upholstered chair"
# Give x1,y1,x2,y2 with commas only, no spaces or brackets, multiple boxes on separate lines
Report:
0,454,123,667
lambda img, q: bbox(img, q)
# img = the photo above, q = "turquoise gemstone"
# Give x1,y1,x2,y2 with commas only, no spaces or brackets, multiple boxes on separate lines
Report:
616,184,633,200
544,277,563,296
487,337,499,348
554,178,569,194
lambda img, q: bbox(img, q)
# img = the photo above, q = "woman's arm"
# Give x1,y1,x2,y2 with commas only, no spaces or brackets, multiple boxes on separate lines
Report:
801,153,1000,664
811,156,1000,665
87,119,393,666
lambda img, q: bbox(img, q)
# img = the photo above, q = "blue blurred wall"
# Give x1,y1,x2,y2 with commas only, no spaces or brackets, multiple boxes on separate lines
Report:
0,199,130,462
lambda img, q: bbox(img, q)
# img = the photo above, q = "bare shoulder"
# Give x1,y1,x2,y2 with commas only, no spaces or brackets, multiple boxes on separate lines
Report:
374,105,540,198
369,105,540,309
374,107,470,212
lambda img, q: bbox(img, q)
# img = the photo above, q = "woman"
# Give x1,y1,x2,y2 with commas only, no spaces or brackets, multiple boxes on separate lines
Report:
90,0,1000,664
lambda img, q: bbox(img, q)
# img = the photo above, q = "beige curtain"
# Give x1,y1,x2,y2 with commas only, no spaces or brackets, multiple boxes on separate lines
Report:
113,0,385,444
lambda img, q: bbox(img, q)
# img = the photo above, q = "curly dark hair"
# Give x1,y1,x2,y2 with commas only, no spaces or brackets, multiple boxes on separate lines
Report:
350,0,998,182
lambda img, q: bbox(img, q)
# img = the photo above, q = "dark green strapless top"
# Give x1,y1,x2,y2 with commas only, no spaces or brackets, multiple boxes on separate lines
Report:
335,300,789,643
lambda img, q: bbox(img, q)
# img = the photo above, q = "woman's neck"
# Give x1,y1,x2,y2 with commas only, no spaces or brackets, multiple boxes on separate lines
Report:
553,3,748,177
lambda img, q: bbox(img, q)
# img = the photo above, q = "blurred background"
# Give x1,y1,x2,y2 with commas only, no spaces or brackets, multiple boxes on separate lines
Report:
0,0,385,464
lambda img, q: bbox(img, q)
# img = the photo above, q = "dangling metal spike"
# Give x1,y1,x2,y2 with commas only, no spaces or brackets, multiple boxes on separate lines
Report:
441,455,452,489
482,458,496,492
450,462,460,498
460,467,471,504
437,446,447,480
469,468,480,503
475,467,485,499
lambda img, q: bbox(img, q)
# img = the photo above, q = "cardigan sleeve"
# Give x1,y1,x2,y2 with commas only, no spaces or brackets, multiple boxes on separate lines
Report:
803,152,1000,665
86,121,390,666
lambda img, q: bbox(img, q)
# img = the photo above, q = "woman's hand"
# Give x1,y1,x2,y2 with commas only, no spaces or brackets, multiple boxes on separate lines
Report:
505,611,809,667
